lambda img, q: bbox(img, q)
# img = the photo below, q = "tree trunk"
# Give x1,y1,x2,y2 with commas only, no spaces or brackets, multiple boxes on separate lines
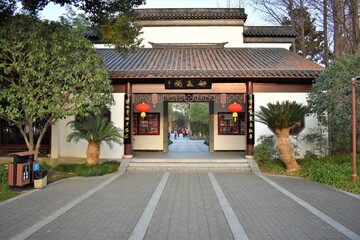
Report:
275,128,301,171
289,0,296,53
323,0,329,67
350,0,360,53
300,0,306,57
86,140,100,166
332,0,342,57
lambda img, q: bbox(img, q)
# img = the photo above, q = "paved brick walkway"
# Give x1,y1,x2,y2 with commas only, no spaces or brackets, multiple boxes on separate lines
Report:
0,169,359,240
169,134,209,152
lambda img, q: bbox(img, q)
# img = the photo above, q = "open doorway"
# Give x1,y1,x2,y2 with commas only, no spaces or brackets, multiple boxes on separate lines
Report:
168,102,209,152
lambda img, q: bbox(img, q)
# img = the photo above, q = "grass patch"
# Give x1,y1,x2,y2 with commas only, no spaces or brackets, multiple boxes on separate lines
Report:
298,155,360,194
47,171,76,184
0,191,20,202
55,161,120,177
0,163,23,202
257,158,287,175
257,154,360,193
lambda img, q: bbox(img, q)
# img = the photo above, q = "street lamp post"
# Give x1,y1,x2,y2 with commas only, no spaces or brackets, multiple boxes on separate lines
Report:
351,77,359,183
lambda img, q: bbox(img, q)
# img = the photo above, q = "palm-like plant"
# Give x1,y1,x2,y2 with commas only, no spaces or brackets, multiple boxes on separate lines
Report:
66,114,123,166
256,101,311,171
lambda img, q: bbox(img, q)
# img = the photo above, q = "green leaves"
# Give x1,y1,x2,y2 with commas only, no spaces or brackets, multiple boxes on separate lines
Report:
307,53,360,152
101,13,143,56
255,100,311,132
66,114,123,148
0,15,114,151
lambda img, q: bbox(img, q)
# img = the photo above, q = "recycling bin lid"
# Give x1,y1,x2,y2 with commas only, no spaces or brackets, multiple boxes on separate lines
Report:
8,150,37,156
34,170,47,179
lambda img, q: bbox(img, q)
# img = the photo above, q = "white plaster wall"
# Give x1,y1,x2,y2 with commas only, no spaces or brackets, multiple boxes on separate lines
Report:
56,116,87,158
254,93,320,156
140,26,244,47
50,123,60,158
213,103,246,150
51,93,125,159
102,93,125,159
133,103,164,150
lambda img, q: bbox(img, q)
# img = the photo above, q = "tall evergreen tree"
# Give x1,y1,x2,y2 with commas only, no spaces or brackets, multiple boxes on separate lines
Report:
282,6,325,63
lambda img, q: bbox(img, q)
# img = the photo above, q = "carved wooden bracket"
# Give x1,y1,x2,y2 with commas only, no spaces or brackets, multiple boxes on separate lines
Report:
133,93,245,106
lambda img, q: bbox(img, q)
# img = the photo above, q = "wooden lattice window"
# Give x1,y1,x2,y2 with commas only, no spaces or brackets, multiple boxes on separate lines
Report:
290,120,305,135
134,113,160,135
218,113,245,135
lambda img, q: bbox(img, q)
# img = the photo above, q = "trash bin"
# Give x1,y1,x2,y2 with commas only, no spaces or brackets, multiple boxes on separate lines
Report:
34,170,47,189
8,150,36,187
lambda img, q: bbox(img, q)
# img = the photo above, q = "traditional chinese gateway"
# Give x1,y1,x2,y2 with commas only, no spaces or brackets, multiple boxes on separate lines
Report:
0,8,324,160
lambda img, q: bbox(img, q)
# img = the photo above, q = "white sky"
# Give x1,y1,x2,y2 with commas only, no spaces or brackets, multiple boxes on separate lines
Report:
40,0,269,26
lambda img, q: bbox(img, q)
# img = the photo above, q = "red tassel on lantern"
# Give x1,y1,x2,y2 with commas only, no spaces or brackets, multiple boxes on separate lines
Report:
228,102,242,122
136,102,151,118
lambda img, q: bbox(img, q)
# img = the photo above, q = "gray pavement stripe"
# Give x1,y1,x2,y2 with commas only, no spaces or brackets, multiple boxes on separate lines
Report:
129,171,170,240
10,170,124,240
207,172,249,240
256,173,360,240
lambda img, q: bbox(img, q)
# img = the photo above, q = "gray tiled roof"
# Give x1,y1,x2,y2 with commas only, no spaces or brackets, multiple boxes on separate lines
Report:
243,26,298,38
97,47,323,78
135,8,247,20
84,28,101,42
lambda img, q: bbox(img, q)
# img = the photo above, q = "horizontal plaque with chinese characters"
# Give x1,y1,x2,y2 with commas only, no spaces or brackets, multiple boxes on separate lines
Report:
165,79,212,89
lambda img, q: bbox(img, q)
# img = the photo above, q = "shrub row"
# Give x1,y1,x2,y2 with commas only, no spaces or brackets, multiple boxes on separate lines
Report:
55,161,120,177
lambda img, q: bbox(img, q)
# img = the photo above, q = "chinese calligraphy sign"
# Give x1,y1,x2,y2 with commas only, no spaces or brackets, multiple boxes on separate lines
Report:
165,79,212,89
124,94,131,144
247,94,255,145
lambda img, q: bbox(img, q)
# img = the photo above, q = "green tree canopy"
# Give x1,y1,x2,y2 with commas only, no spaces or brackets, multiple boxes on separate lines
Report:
189,103,209,137
307,53,360,152
0,0,146,55
0,15,114,155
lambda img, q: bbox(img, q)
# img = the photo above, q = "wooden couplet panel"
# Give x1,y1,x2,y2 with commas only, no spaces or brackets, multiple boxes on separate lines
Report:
247,94,255,145
124,93,132,144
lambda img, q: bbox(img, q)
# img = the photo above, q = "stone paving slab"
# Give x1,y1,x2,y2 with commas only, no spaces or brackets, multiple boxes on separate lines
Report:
214,173,348,240
0,175,110,240
265,174,360,236
1,170,360,240
168,141,209,152
27,172,163,240
145,173,233,240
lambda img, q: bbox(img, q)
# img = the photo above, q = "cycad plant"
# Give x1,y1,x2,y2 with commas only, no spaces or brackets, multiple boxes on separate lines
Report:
67,114,123,166
256,101,311,171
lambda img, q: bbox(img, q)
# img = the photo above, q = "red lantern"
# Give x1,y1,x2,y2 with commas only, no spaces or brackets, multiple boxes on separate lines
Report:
136,102,150,118
228,102,242,122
